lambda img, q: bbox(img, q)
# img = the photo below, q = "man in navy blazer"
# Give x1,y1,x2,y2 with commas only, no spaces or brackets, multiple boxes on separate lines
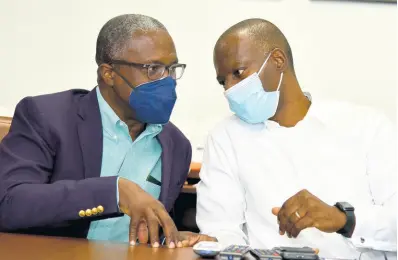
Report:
0,14,191,248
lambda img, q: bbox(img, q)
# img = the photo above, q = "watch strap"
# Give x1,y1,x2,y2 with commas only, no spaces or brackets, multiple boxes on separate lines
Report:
335,203,356,238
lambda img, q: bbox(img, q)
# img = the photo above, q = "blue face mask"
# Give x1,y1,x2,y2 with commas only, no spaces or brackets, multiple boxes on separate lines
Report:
128,76,177,124
224,52,284,124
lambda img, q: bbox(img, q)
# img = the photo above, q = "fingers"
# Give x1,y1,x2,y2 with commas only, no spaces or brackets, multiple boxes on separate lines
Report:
129,217,139,245
181,234,210,247
280,194,299,215
188,234,201,247
274,190,324,238
284,205,303,224
285,221,295,238
146,210,160,248
290,216,314,238
278,204,299,236
271,207,280,216
283,208,309,238
180,233,217,248
289,208,306,224
277,195,300,235
178,232,197,247
137,220,149,244
181,240,190,247
156,207,180,248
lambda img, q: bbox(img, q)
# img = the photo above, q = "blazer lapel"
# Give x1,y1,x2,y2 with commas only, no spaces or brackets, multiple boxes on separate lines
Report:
77,89,103,179
157,126,174,210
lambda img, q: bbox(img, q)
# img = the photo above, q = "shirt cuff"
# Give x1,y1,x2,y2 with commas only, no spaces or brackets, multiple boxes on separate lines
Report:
348,236,397,252
116,177,121,212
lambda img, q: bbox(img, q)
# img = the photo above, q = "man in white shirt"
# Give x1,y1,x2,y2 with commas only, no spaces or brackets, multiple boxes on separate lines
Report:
196,18,397,259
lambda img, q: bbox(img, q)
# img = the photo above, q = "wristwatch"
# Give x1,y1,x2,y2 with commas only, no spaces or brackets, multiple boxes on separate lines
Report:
334,202,356,238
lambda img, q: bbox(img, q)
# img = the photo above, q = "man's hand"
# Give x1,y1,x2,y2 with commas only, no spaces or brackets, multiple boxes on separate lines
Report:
178,232,217,247
272,189,347,238
118,178,181,248
136,224,216,248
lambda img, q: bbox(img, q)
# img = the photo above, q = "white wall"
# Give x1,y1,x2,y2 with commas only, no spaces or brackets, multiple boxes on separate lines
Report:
0,0,396,161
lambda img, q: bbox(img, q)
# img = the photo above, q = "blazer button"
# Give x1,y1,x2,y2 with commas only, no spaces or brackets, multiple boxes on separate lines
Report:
79,210,85,217
92,208,98,215
85,209,92,217
97,205,104,213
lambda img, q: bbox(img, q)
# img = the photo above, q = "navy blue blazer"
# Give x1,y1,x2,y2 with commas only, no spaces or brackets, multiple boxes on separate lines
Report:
0,89,192,238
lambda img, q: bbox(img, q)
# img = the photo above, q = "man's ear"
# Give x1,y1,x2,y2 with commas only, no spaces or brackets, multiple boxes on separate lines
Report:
271,48,288,72
98,64,115,86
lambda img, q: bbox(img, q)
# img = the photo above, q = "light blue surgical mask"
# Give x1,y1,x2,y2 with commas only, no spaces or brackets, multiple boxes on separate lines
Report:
224,51,284,124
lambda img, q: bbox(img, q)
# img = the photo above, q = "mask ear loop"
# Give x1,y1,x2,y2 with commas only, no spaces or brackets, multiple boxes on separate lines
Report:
111,65,137,92
258,51,273,74
258,50,284,92
276,72,284,91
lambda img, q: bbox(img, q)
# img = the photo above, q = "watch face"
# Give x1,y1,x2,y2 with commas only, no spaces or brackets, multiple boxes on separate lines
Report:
338,202,354,211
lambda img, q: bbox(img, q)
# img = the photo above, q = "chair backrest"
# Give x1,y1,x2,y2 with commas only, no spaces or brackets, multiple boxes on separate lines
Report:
0,117,12,142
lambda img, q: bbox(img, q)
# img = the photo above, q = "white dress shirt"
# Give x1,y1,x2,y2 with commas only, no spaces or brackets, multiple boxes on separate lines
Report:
196,95,397,260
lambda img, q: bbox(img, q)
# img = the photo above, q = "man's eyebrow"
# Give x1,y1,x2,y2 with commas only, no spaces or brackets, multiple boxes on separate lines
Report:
147,58,179,66
231,59,247,67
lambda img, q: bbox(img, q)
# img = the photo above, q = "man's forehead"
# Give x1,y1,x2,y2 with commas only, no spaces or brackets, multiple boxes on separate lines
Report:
124,30,177,64
215,32,260,67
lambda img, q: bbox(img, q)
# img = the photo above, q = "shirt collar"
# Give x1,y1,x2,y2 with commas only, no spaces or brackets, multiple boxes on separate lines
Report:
96,87,121,134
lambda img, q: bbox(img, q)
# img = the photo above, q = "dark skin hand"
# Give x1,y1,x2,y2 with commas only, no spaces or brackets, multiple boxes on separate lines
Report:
178,232,217,247
137,226,321,254
98,29,181,248
176,232,319,254
272,189,347,238
118,178,181,248
136,224,217,247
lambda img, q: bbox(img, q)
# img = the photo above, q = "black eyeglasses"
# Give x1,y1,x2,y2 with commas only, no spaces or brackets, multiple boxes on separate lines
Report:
110,60,186,80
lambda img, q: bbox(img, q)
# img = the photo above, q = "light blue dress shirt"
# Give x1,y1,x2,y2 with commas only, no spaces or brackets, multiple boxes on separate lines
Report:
87,87,163,242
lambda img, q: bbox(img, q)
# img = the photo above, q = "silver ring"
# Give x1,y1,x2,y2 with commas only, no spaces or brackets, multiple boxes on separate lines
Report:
295,211,301,219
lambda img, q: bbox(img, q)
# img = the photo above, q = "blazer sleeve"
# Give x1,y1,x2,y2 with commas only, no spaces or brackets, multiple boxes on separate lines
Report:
182,140,192,186
0,97,120,231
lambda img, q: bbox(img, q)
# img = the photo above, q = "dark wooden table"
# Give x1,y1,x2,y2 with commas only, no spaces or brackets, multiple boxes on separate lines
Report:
0,233,255,260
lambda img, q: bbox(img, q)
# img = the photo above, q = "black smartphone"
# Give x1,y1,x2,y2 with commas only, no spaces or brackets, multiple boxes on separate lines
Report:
281,252,319,260
274,246,315,254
